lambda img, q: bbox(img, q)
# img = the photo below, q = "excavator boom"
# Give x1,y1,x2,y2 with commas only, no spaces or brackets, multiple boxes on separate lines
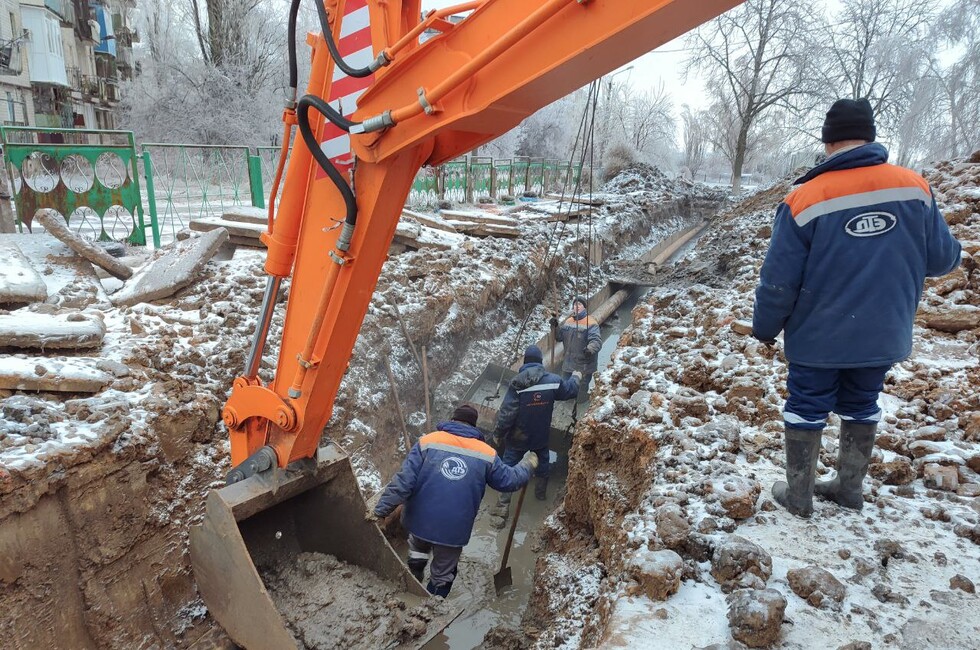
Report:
191,1,743,647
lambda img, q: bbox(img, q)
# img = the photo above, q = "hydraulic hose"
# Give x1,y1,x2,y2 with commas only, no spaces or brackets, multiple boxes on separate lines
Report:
287,0,300,93
296,94,358,231
316,0,389,79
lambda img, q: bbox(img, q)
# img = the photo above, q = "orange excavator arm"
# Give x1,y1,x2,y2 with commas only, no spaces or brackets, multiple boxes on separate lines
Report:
221,0,743,476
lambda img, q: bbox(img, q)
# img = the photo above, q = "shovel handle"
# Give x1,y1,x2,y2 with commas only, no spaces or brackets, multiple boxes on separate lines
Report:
498,481,528,574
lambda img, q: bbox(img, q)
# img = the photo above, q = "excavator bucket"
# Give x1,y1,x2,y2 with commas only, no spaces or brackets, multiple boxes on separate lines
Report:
190,444,458,649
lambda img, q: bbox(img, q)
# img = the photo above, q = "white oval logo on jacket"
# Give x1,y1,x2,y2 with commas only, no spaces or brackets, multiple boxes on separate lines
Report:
440,456,468,480
845,212,897,237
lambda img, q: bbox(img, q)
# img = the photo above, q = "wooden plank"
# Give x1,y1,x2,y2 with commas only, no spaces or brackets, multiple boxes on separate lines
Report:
221,206,268,225
439,209,518,228
35,209,133,280
401,209,458,233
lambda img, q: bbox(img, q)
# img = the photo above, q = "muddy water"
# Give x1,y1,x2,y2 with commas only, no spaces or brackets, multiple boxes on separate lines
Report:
423,289,646,650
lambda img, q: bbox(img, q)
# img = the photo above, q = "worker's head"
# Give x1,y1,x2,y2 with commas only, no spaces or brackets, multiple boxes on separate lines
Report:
822,98,875,156
451,404,479,427
523,345,544,364
572,296,587,317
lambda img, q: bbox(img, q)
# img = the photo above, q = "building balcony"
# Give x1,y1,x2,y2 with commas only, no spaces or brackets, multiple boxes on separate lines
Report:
45,0,75,25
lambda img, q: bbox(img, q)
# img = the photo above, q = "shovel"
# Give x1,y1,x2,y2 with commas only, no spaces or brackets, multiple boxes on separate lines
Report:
493,481,529,593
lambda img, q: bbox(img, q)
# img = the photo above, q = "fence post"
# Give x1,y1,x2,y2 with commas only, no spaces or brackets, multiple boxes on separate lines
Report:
465,158,474,203
490,164,497,199
437,165,445,200
507,160,513,196
141,151,162,247
248,153,266,209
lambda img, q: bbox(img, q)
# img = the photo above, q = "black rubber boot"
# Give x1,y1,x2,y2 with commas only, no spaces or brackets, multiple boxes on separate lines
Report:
407,558,426,583
815,421,876,510
772,426,821,518
534,476,548,501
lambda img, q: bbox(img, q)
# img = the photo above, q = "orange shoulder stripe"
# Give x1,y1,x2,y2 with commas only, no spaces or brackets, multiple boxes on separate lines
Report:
420,431,497,457
785,163,930,218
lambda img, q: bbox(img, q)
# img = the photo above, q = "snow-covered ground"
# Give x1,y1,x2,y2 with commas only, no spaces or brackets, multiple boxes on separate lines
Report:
527,157,980,649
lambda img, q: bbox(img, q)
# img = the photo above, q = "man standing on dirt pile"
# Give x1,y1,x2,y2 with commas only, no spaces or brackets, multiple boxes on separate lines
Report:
552,296,601,403
491,345,580,511
370,404,538,597
752,98,962,518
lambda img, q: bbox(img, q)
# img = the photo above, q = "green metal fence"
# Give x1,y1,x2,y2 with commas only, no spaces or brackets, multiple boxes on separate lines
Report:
141,143,261,245
0,126,591,247
0,126,152,245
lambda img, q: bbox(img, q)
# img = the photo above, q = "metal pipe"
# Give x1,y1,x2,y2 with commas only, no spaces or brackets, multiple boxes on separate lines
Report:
244,276,283,378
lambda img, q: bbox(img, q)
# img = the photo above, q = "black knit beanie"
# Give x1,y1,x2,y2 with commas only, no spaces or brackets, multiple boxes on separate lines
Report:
524,345,544,364
452,404,479,427
822,98,876,144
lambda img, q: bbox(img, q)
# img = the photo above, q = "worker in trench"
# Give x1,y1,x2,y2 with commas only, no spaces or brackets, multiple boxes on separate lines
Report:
369,404,538,597
552,296,601,404
491,345,581,519
752,98,962,518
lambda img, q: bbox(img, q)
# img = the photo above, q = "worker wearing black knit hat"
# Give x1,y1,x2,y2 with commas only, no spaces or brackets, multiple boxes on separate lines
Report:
371,402,536,597
752,97,960,520
491,345,580,514
821,98,876,144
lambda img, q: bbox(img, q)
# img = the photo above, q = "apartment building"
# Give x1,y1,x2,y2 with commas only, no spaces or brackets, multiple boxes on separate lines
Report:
0,0,136,131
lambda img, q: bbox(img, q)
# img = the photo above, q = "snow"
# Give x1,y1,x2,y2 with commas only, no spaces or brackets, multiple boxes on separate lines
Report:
533,158,980,648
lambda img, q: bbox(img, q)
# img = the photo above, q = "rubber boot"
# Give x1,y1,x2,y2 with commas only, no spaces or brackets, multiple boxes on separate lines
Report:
407,558,426,583
815,421,876,510
772,426,821,518
534,476,548,501
491,491,511,516
426,580,453,598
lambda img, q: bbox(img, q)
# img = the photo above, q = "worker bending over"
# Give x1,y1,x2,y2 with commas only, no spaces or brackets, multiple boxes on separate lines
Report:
493,345,580,510
371,404,537,597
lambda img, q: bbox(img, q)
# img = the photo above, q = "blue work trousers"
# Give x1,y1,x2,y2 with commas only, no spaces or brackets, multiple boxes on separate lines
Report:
501,445,549,478
783,364,890,431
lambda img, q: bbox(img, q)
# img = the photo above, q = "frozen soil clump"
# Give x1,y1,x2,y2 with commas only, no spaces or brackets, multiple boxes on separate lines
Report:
261,552,451,650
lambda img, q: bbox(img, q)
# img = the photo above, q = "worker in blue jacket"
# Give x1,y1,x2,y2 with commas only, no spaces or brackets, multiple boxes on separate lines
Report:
553,296,601,403
492,345,580,508
753,98,962,518
371,404,537,597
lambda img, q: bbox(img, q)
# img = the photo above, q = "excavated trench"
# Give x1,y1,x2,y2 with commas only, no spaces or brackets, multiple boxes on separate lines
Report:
0,172,723,649
422,228,710,650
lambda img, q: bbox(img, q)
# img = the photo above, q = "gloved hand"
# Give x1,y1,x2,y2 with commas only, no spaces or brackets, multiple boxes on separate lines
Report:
549,314,560,330
752,330,776,347
518,451,539,472
571,370,583,381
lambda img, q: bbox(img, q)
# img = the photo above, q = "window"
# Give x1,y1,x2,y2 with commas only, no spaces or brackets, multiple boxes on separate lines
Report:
9,12,15,41
6,92,14,122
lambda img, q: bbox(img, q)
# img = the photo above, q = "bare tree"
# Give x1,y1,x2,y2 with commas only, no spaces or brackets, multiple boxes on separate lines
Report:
680,105,707,178
685,0,818,192
931,0,980,157
611,82,675,162
816,0,938,142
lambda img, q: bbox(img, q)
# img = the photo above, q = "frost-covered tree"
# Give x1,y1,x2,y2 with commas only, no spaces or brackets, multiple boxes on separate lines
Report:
680,105,707,178
815,0,938,149
685,0,818,192
609,82,675,167
931,0,980,157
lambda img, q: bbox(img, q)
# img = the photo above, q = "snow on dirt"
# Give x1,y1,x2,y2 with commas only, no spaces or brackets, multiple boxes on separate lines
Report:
261,552,452,650
0,165,719,647
527,156,980,649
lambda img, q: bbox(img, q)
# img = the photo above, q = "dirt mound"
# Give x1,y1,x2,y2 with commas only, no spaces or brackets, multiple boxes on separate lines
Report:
526,155,980,648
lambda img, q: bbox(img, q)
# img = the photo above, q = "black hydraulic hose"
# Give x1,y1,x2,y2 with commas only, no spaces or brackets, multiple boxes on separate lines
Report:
315,0,379,79
297,95,358,227
287,0,300,91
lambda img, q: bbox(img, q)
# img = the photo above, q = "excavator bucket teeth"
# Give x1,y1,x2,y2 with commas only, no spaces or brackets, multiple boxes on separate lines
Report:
190,444,457,649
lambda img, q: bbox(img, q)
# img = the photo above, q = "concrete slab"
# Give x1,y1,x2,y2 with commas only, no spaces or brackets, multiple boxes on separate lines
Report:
0,356,111,392
34,209,133,280
111,228,229,307
190,216,265,240
0,309,106,349
0,242,47,304
0,233,110,309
